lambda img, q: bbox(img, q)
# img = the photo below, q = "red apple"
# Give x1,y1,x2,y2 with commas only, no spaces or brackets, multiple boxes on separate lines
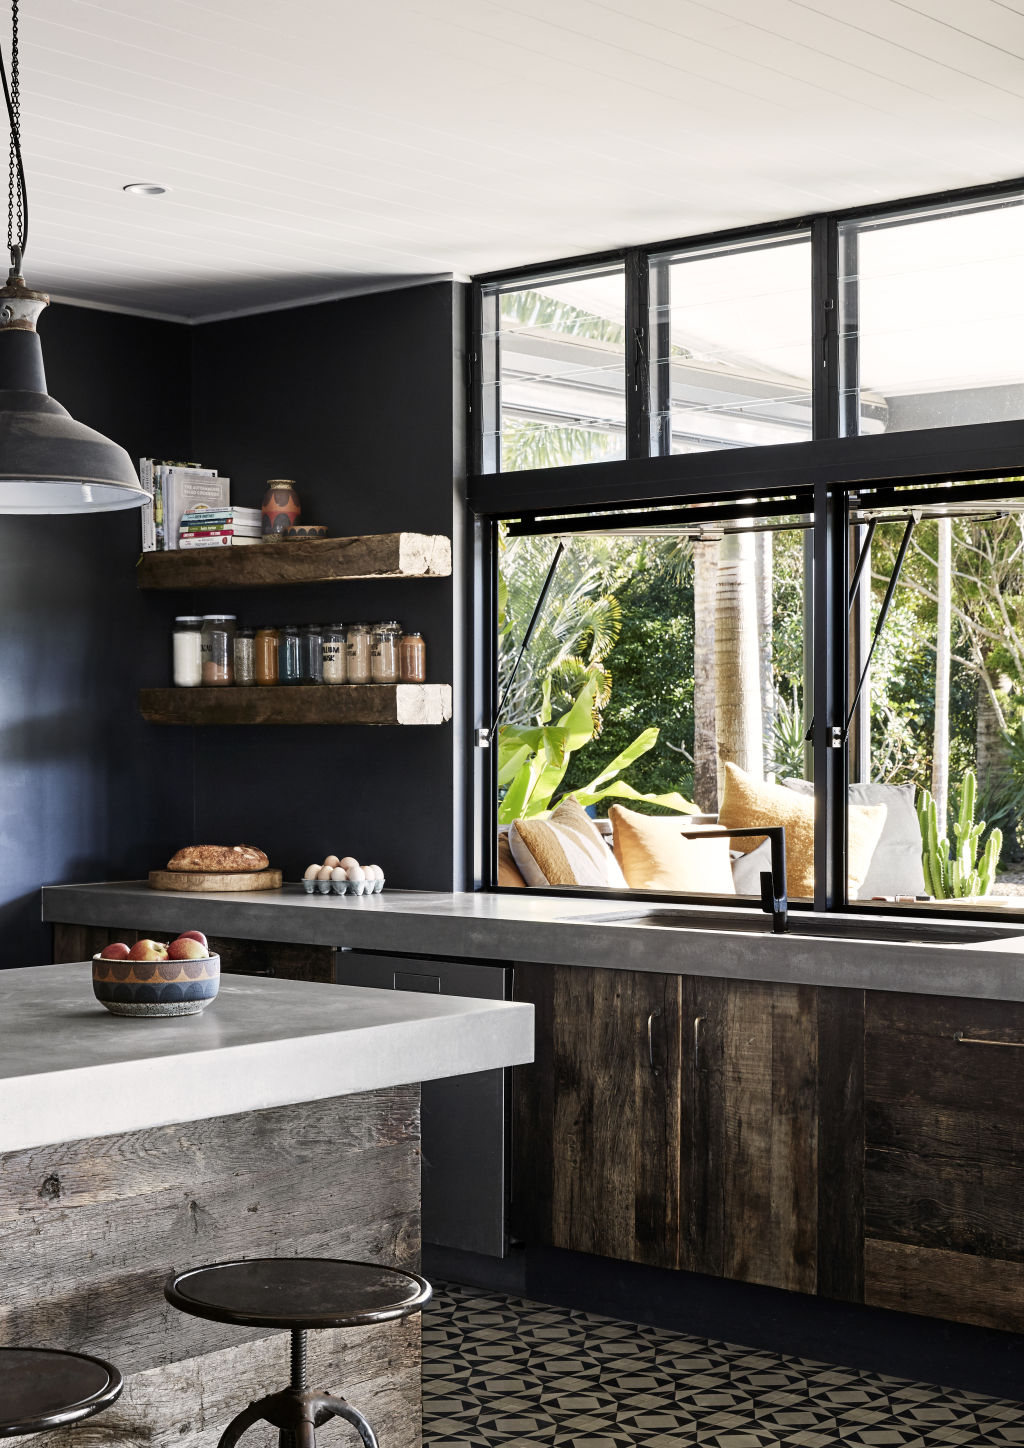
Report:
167,937,209,961
127,939,168,962
175,931,208,949
99,942,131,961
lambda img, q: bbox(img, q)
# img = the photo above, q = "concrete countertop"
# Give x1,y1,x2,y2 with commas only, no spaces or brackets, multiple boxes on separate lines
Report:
41,881,1024,1003
0,961,534,1153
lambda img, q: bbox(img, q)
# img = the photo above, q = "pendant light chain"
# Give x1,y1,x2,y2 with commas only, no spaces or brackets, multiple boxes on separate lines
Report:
7,0,19,257
0,0,27,276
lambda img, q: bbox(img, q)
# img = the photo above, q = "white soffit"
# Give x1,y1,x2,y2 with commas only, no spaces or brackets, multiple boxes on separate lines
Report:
16,0,1024,321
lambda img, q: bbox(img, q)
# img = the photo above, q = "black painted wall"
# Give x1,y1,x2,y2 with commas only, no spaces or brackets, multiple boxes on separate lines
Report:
188,281,467,890
3,281,466,965
0,303,194,965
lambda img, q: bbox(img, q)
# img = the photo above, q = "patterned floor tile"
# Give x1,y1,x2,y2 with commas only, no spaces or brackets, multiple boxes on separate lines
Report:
422,1283,1023,1447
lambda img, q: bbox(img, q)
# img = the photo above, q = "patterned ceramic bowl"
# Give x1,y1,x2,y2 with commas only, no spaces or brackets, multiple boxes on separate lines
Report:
92,951,220,1018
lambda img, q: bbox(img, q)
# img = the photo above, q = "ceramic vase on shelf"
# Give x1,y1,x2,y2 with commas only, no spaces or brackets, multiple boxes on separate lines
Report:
261,479,301,535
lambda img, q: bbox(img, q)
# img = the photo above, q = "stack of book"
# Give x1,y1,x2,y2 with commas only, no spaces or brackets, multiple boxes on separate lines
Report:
140,460,232,551
179,505,263,549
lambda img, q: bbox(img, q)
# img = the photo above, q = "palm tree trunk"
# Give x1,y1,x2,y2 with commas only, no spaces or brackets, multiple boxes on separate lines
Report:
693,539,719,813
931,517,952,827
755,530,774,774
715,529,764,790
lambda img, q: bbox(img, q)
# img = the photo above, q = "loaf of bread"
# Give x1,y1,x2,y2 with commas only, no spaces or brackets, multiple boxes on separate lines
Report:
166,844,270,873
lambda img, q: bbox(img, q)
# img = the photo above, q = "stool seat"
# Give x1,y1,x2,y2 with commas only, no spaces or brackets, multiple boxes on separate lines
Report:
0,1348,123,1438
165,1257,430,1331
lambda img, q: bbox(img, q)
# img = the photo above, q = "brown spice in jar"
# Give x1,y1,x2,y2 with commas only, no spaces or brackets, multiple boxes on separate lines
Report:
399,630,426,683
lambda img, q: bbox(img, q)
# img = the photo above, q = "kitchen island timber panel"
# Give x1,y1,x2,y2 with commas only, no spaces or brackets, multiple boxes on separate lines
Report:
0,964,533,1448
1,1090,420,1448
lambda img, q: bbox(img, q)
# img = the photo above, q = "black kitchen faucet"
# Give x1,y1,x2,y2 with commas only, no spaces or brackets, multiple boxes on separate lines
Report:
679,826,789,934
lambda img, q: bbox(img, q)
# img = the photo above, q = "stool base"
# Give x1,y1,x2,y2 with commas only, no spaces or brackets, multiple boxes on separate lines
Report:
217,1386,377,1448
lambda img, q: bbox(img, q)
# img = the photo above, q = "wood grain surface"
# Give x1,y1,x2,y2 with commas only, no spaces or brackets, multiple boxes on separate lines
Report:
864,990,1024,1329
0,1088,423,1447
148,868,284,892
512,963,683,1268
136,532,452,589
139,684,453,727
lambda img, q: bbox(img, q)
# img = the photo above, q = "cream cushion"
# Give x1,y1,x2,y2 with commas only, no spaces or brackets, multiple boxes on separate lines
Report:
509,797,627,889
609,805,736,895
719,762,887,900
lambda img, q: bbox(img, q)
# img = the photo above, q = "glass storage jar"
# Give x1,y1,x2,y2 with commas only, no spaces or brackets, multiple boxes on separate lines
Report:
399,630,426,683
279,625,302,684
201,615,236,686
322,623,347,683
233,626,255,686
255,626,279,685
172,616,203,688
371,620,401,683
301,623,324,684
346,622,373,684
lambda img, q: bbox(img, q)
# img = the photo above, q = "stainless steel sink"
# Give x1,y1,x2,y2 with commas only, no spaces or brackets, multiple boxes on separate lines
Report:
562,908,1020,946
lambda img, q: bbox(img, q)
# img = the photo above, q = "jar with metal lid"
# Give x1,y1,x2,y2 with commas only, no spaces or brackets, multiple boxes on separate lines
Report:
233,626,255,686
172,616,203,688
322,624,347,684
399,630,426,684
371,620,401,683
255,626,279,685
301,623,324,684
279,625,302,684
201,615,236,686
346,622,373,684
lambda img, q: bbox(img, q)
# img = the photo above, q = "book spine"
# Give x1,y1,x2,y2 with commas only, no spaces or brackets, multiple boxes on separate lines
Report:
139,459,155,551
178,535,236,548
153,465,166,551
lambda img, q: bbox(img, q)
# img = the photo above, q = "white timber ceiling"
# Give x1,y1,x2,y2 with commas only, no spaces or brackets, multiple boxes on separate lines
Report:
15,0,1024,321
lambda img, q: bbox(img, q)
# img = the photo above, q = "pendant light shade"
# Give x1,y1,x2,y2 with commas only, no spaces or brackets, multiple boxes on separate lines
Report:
0,277,148,513
0,0,148,515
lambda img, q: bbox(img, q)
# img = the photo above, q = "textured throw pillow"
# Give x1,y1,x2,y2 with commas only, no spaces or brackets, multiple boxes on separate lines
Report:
509,797,628,889
730,837,774,896
496,831,527,887
609,805,736,896
719,763,887,900
783,778,925,899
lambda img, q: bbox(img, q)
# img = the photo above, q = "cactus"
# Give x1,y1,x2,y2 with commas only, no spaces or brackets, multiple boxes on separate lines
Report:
917,769,1002,899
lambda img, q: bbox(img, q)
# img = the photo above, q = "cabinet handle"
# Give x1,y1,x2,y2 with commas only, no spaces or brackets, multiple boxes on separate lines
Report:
647,1009,661,1075
954,1030,1024,1049
693,1015,705,1070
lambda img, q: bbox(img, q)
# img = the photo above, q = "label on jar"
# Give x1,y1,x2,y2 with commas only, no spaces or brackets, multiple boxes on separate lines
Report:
323,639,346,683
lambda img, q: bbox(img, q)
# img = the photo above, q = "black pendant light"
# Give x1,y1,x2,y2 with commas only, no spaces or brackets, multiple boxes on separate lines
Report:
0,0,147,513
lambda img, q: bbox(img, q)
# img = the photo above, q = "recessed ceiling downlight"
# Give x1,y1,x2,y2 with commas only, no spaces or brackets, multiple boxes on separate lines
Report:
123,182,169,196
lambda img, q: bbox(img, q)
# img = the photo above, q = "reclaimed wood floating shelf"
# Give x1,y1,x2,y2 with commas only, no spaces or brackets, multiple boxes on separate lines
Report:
139,684,453,726
136,532,452,589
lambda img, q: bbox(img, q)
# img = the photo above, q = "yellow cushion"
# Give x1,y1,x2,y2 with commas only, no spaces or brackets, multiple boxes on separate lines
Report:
510,797,627,889
609,805,735,896
718,762,886,900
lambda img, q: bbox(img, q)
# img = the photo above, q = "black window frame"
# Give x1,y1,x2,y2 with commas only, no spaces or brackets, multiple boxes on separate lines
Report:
468,174,1024,918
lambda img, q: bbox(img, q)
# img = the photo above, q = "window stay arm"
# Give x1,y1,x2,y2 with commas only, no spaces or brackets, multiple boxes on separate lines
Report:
845,512,918,734
848,517,877,616
489,539,566,737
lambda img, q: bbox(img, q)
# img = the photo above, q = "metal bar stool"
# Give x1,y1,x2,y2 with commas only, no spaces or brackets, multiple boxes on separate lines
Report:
165,1257,431,1448
0,1348,123,1438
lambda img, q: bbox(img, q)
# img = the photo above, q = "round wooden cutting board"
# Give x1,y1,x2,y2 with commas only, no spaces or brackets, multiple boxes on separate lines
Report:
148,868,283,892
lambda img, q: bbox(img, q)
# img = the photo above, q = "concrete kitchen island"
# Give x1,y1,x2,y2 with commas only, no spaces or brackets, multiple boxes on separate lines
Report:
0,963,533,1448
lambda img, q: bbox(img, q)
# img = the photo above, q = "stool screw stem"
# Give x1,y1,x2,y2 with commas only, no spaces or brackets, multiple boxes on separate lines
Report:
290,1329,307,1391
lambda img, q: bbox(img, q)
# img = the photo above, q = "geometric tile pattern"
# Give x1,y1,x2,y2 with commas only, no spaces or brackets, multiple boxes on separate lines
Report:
422,1282,1024,1447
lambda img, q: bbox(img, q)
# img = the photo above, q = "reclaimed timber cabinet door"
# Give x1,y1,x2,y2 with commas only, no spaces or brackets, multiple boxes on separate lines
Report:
863,991,1024,1334
512,964,863,1296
